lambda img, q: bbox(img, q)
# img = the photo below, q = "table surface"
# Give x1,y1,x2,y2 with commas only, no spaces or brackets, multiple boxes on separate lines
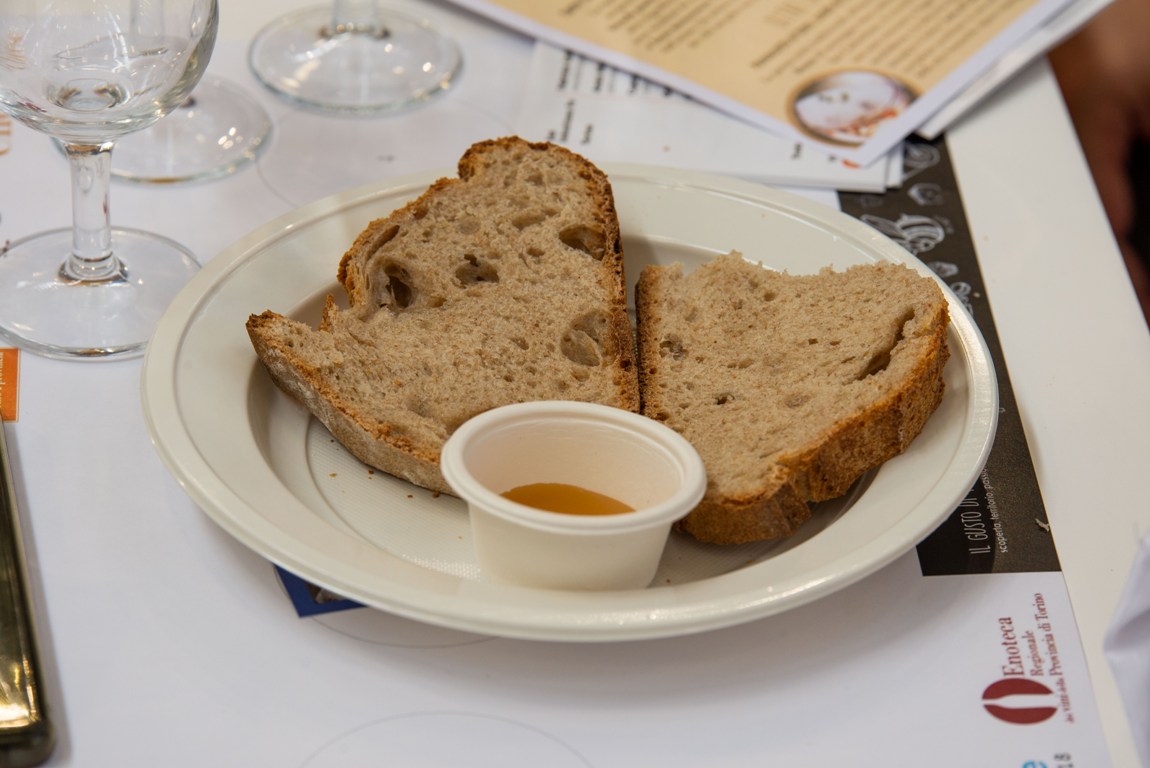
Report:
1,1,1146,765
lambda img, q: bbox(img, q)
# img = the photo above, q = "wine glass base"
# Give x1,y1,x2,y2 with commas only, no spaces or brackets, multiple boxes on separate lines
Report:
249,5,461,114
110,76,272,184
0,228,200,361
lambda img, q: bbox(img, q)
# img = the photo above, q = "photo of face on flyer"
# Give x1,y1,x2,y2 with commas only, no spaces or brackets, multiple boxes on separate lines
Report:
790,70,915,146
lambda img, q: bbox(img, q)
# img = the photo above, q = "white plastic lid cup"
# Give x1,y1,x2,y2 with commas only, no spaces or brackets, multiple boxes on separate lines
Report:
440,401,707,591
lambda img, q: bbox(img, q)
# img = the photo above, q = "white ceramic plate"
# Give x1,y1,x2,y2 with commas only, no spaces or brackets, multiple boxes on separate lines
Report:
141,164,998,642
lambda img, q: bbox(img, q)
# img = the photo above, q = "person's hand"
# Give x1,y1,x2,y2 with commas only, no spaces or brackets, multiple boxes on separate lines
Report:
1051,0,1150,314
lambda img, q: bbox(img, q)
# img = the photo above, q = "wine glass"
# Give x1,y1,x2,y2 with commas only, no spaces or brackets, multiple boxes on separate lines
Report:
0,0,217,359
249,1,461,113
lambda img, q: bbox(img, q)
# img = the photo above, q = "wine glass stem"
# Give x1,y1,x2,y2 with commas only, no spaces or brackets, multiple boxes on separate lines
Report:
330,0,385,36
62,142,124,283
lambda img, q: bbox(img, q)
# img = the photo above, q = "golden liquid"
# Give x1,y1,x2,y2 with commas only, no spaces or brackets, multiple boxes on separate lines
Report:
501,483,634,516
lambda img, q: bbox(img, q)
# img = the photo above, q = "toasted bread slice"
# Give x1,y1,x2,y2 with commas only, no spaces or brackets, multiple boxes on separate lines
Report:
247,137,639,494
635,253,949,545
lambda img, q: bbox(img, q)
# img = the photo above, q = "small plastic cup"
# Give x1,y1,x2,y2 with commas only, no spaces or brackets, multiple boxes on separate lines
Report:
440,401,707,591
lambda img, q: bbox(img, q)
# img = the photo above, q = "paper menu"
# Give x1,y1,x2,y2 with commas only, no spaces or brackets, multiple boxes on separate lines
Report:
447,0,1080,167
515,42,899,192
917,0,1113,138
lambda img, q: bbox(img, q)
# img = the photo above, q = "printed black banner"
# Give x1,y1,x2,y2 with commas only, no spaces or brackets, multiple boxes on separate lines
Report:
838,137,1060,575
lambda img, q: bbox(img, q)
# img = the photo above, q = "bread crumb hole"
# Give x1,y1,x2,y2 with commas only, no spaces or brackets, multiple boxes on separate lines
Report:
558,225,606,259
859,350,891,378
659,336,686,359
714,392,736,405
380,261,415,311
561,330,601,366
857,310,912,379
456,254,500,286
405,397,433,419
369,224,400,252
560,311,607,366
512,211,548,230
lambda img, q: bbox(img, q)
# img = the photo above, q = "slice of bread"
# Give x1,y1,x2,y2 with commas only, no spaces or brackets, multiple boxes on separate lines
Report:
247,137,639,494
635,252,950,545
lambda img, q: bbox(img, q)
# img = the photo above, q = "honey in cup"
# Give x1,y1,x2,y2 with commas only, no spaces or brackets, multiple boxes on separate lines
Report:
501,482,634,516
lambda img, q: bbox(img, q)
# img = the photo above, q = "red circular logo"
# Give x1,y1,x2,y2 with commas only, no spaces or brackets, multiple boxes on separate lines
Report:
982,678,1058,724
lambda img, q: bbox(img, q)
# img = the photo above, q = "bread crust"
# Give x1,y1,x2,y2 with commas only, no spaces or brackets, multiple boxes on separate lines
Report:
247,303,452,492
636,255,949,545
247,137,638,494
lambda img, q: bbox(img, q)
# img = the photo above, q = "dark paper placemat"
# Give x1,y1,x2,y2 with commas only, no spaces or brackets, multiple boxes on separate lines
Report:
839,136,1060,575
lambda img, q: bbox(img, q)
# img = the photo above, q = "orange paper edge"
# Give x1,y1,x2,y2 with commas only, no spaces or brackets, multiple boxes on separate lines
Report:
0,348,19,422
